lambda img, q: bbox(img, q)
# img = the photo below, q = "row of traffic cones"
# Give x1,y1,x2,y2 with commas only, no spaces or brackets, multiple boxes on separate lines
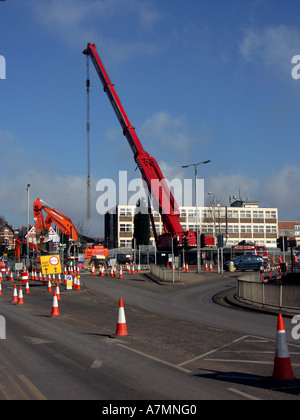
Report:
92,263,139,277
11,283,29,304
8,277,127,334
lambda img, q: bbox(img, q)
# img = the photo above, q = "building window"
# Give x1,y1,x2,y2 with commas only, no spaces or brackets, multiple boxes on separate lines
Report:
119,208,133,217
265,210,277,219
240,210,251,219
120,224,132,232
253,225,264,234
227,210,239,219
240,225,252,233
253,210,264,219
266,225,277,234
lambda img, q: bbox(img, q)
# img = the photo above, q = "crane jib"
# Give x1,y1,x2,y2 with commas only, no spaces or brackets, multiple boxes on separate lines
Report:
83,43,196,249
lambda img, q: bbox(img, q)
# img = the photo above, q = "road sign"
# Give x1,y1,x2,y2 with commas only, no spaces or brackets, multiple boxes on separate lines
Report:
66,275,72,290
40,255,62,275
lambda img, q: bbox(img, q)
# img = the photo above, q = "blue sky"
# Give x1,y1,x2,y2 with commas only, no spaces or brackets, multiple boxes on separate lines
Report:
1,0,300,237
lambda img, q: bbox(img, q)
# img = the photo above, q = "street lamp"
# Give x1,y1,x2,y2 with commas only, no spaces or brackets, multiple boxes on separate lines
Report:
26,183,30,267
182,160,211,273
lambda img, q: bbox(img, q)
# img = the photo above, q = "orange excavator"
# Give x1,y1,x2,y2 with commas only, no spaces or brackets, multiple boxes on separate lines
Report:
33,198,78,253
14,237,38,261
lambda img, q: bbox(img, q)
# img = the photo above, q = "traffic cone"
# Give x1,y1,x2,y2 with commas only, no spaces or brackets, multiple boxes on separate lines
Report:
119,265,123,279
51,290,60,316
137,263,140,273
12,284,18,303
9,270,14,282
186,263,189,273
115,298,128,336
47,280,52,292
209,262,213,272
76,276,81,291
110,267,114,278
91,264,95,276
18,285,24,304
56,283,61,300
25,281,30,294
272,314,295,381
0,282,2,296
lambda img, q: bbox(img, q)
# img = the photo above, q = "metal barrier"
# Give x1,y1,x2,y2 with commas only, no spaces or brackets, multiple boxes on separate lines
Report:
236,272,300,312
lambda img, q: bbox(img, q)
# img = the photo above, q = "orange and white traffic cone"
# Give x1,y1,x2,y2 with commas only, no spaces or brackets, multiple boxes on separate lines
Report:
74,276,80,290
0,282,2,296
91,264,95,276
110,267,114,278
56,283,61,300
47,280,52,292
272,314,295,381
186,263,189,273
25,281,30,294
51,290,60,316
209,262,213,272
9,270,14,282
18,285,24,304
115,298,128,336
137,263,140,273
119,265,123,279
12,284,18,303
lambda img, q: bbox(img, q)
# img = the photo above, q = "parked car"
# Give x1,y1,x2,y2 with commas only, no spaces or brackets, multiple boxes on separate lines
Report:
224,254,268,272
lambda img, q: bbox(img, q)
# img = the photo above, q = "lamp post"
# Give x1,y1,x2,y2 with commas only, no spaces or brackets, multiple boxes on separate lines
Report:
26,183,30,267
182,160,211,273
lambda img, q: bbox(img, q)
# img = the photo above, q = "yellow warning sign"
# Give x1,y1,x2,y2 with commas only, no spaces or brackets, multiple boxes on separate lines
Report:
40,255,62,275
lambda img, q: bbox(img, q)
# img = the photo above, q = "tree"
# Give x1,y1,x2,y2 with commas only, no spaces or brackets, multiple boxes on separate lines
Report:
133,198,150,246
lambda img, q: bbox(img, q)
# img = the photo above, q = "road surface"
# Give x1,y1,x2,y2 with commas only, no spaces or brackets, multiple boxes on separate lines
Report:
0,270,299,401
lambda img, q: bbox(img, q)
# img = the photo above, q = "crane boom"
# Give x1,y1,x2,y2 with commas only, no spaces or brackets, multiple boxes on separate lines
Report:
83,43,197,249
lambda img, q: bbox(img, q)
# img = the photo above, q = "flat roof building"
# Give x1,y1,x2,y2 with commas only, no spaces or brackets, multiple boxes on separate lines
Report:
105,200,278,249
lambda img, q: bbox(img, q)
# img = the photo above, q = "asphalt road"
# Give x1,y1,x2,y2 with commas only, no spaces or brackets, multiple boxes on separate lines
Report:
0,270,300,402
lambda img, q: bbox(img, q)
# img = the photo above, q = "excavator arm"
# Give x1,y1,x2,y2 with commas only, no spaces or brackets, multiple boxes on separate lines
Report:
83,43,197,249
33,198,78,244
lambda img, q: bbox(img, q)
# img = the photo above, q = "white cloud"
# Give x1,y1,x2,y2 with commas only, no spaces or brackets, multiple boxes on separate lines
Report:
29,0,163,62
205,165,300,221
239,24,300,76
139,110,206,158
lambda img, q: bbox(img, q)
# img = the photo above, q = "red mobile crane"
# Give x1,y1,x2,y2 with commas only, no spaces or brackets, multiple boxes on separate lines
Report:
83,43,197,250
